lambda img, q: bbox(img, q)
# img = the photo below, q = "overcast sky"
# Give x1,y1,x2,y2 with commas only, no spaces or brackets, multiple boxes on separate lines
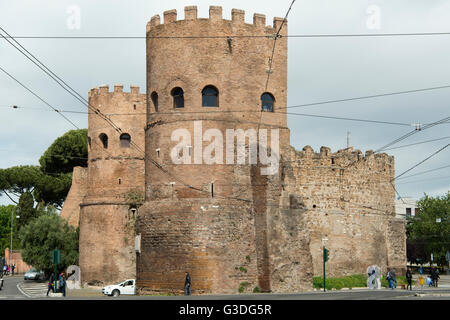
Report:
0,0,449,206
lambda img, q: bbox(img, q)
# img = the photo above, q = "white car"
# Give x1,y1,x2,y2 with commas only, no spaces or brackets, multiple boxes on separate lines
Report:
24,268,45,281
102,279,136,297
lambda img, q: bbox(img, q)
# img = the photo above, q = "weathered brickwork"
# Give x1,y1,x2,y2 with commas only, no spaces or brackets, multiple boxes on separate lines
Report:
78,85,146,285
286,146,406,276
60,5,406,291
60,166,87,227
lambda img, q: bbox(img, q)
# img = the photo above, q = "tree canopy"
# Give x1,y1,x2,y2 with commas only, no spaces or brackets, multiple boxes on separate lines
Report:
0,166,72,209
19,211,78,274
39,129,88,174
0,128,87,209
407,192,450,266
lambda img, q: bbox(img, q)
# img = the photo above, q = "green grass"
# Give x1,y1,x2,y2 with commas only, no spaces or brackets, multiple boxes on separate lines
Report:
313,274,415,290
238,282,250,293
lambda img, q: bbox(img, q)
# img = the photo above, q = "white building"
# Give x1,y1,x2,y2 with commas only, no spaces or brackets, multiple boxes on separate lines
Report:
395,197,419,219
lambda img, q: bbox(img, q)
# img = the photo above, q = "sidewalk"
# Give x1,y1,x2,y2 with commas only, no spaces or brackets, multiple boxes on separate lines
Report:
67,286,103,297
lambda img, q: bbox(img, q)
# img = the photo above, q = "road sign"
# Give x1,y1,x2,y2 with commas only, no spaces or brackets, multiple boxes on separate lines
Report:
51,249,60,265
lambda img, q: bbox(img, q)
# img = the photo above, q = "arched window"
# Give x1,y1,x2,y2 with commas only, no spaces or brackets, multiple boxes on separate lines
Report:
261,93,275,112
202,86,219,107
171,87,184,108
151,91,158,112
99,133,108,148
120,133,131,148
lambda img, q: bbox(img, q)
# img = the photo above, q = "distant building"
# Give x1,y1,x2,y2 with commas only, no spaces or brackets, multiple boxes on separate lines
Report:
395,197,419,219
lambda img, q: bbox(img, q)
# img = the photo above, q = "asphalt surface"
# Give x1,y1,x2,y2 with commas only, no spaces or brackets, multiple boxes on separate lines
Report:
0,275,28,299
1,275,450,300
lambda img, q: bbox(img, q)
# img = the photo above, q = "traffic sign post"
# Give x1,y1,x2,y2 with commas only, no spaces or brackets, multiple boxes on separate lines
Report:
323,246,329,292
51,249,60,293
446,251,450,275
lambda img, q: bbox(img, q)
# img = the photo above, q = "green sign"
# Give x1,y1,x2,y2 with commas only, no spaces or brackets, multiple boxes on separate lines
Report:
51,249,60,265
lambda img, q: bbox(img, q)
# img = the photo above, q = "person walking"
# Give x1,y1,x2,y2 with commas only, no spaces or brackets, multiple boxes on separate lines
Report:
430,267,436,287
386,269,392,289
434,268,440,288
46,273,55,296
59,273,66,297
406,268,413,291
184,272,191,296
11,264,15,276
391,269,397,290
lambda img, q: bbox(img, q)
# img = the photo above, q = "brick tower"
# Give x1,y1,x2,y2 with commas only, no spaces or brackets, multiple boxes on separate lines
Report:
79,85,146,285
136,6,312,294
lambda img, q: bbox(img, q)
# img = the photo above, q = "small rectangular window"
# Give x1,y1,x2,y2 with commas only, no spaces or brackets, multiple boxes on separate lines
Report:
406,208,412,217
156,148,160,158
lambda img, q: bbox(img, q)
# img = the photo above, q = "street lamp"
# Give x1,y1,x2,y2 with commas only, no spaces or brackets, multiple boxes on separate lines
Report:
9,208,19,272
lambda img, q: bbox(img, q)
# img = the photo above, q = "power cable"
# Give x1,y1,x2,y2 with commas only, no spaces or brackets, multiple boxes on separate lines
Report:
383,136,450,151
393,143,450,181
396,164,450,180
5,31,450,39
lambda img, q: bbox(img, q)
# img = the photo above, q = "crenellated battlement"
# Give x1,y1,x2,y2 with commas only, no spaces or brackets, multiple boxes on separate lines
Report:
293,145,394,169
146,6,286,33
88,84,145,98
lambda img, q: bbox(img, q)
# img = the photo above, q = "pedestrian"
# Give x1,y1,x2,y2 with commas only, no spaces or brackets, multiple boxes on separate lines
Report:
59,273,66,297
391,269,397,290
406,268,413,291
184,272,191,296
434,268,440,288
386,269,392,289
46,273,55,296
11,264,15,276
2,265,6,276
430,267,436,287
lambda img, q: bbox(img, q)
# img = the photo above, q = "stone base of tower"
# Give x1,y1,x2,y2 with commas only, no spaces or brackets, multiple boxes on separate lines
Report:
79,203,136,286
136,197,314,295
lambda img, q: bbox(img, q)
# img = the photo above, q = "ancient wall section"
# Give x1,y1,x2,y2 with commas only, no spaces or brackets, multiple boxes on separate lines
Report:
60,166,88,227
287,145,405,276
79,85,146,285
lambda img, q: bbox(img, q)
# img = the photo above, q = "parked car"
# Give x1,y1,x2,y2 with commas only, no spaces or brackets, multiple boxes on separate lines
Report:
102,279,136,297
24,268,45,281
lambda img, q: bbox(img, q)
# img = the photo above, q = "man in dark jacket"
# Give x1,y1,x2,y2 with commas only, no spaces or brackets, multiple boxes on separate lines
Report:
406,268,413,290
184,272,191,296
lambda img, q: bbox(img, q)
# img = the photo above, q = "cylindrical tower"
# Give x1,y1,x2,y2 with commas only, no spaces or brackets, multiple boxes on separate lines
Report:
79,84,146,285
137,6,301,294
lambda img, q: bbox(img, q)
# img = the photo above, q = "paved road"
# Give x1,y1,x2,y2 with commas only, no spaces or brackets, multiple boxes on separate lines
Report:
0,275,28,299
2,274,450,300
17,279,48,298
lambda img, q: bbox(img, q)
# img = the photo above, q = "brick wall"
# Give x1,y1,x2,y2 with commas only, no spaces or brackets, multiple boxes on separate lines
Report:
60,166,88,227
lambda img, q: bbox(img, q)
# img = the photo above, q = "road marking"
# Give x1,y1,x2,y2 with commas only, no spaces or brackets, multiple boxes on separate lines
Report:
17,282,48,298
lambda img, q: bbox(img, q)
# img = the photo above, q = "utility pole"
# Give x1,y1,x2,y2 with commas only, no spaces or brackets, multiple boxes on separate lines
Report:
346,131,350,149
10,208,20,270
9,210,12,269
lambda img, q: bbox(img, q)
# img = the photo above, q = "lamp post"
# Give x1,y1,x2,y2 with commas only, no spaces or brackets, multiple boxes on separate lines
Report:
9,208,20,272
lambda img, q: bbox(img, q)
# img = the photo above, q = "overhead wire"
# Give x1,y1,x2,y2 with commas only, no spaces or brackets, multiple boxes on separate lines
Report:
5,31,450,39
